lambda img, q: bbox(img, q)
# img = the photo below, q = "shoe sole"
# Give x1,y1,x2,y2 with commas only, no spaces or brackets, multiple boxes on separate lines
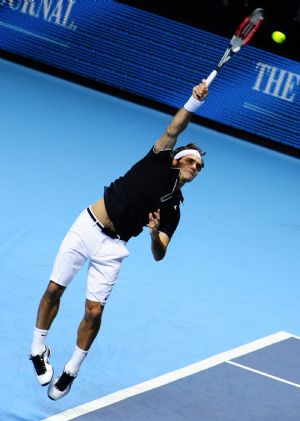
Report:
42,377,53,387
41,366,54,386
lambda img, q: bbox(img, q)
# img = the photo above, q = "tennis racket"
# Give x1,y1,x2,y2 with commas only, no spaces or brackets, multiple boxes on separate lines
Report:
205,8,264,87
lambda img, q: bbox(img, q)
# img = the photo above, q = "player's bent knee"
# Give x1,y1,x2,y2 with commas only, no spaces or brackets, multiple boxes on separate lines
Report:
85,300,103,324
45,280,65,302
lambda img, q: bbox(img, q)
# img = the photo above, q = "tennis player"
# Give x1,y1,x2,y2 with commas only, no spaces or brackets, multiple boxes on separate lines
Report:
29,80,208,400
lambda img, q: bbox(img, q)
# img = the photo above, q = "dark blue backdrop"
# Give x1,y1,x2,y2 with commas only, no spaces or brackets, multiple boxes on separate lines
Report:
1,0,299,149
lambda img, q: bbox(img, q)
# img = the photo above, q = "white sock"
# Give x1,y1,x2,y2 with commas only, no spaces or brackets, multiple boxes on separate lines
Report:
65,346,88,376
31,327,48,356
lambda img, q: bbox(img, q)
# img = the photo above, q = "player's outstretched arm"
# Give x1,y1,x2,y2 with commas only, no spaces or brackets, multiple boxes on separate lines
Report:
154,80,208,153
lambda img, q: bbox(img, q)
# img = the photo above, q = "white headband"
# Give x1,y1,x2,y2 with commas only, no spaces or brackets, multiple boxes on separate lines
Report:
173,149,201,161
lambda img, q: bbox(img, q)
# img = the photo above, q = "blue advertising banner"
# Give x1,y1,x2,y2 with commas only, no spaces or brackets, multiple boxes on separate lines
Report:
1,0,299,150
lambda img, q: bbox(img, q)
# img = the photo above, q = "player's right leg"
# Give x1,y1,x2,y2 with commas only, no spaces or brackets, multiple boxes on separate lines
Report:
30,281,65,386
30,210,90,386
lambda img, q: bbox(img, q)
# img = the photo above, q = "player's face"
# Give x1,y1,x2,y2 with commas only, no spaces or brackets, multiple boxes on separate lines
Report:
173,155,202,183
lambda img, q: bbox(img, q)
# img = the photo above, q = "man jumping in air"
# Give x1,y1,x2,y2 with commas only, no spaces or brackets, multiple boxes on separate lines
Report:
29,80,208,400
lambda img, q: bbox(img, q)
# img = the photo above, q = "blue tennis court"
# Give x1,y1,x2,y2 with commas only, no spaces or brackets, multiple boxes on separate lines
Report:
41,332,300,421
1,56,300,420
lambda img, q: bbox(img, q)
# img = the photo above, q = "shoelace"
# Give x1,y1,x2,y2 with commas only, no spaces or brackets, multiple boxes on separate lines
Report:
30,352,47,375
55,371,76,391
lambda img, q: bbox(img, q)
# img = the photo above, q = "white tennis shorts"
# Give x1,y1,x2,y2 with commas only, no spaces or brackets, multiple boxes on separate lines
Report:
50,208,129,305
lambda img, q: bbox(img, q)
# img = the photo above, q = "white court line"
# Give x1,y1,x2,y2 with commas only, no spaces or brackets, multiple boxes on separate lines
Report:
226,360,300,388
0,21,69,48
41,331,295,421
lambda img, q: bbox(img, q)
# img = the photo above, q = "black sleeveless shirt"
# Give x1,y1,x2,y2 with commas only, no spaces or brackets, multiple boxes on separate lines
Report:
104,147,184,242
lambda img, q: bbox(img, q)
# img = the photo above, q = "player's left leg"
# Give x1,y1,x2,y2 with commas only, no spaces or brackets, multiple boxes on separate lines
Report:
48,299,103,400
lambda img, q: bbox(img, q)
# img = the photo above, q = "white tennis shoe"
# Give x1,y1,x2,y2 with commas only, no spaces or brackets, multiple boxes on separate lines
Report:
48,369,77,400
29,346,54,386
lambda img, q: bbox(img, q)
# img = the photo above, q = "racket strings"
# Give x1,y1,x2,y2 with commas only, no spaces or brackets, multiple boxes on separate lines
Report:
239,22,256,41
235,9,264,45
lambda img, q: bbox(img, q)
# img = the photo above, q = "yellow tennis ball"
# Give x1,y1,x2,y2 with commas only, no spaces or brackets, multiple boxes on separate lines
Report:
271,31,286,44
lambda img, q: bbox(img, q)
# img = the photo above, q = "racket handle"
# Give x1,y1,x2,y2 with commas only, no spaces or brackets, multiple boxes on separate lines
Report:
205,70,218,87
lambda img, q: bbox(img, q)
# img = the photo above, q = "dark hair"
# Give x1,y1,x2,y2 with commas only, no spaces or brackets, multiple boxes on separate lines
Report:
172,143,206,169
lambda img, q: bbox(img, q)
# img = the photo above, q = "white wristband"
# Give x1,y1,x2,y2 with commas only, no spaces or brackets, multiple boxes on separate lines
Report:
184,95,204,113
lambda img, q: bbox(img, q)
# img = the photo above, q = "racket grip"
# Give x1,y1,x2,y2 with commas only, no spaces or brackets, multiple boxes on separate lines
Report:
205,70,218,87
